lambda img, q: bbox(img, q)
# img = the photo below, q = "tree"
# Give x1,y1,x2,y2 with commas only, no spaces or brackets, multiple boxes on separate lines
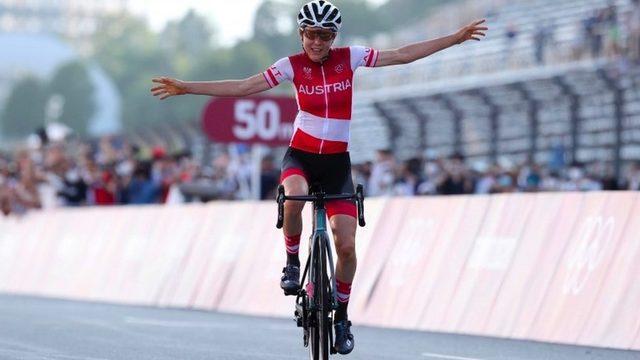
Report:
47,61,95,136
0,77,47,139
377,0,452,30
92,14,175,129
161,9,216,74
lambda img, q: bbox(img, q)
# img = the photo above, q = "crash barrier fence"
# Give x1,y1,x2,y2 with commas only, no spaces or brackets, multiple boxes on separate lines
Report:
0,192,639,350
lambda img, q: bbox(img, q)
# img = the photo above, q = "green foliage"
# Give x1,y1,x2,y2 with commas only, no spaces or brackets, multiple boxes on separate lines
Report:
92,13,175,129
0,77,47,139
161,9,216,74
47,61,95,136
377,0,450,29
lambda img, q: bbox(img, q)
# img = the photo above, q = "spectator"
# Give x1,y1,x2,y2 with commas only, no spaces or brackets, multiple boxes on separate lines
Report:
260,155,280,200
0,158,12,216
125,162,160,204
351,162,372,194
368,149,396,196
437,153,473,195
393,157,423,196
601,1,622,58
504,22,519,66
627,0,640,61
584,10,603,59
12,150,43,212
534,27,548,65
475,165,499,194
625,161,640,190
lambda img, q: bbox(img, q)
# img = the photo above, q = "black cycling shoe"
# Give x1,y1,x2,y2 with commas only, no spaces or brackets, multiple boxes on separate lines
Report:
333,320,354,355
280,265,301,295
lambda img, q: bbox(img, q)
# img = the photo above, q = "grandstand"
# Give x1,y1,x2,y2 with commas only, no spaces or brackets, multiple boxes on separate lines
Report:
348,0,640,181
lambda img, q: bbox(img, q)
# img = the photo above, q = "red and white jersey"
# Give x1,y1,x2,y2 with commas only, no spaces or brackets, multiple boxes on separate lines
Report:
263,46,379,154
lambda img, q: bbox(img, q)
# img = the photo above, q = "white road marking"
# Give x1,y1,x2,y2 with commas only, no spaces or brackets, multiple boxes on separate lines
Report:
422,352,485,360
123,316,239,329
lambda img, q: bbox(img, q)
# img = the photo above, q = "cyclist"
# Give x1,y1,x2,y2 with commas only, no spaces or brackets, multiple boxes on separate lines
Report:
151,0,487,354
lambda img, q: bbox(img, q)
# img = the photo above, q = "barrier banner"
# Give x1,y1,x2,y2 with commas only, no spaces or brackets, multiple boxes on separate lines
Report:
529,193,632,344
45,210,98,299
509,192,584,339
455,194,535,335
484,193,564,337
419,196,490,332
217,203,278,314
0,216,23,290
16,211,66,295
362,197,455,328
154,204,205,307
578,193,640,349
346,197,390,324
0,192,639,351
87,207,140,302
189,202,254,310
351,198,409,325
166,204,226,309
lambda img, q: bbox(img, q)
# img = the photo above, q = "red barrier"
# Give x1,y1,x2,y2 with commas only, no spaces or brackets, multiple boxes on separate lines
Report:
0,216,22,290
165,204,231,309
509,192,584,339
348,198,388,324
0,192,638,351
361,196,461,328
351,198,409,326
455,194,536,335
483,193,565,337
15,211,66,295
188,203,245,310
578,193,640,349
530,193,632,344
418,196,490,332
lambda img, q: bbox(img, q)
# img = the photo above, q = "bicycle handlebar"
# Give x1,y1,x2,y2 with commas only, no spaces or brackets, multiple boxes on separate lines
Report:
276,184,366,229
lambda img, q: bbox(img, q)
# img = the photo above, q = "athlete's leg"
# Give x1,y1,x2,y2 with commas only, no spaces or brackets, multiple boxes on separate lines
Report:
279,172,309,295
329,212,357,321
329,212,357,355
281,174,309,266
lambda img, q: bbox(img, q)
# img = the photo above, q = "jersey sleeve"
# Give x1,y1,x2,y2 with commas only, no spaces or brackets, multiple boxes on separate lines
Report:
263,57,293,88
350,46,380,71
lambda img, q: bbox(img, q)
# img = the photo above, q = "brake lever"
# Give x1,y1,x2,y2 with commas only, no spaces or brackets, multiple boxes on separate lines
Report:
276,184,285,229
356,184,366,227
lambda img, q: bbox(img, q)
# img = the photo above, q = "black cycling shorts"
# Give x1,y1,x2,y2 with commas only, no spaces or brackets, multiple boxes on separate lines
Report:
280,147,356,218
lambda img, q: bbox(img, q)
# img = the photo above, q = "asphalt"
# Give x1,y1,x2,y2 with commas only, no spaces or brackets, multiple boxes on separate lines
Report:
0,294,638,360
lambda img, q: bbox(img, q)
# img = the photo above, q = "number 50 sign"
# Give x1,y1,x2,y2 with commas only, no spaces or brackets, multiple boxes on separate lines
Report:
201,96,297,146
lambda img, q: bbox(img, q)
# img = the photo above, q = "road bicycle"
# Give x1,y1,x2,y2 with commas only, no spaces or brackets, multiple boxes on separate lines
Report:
276,183,365,359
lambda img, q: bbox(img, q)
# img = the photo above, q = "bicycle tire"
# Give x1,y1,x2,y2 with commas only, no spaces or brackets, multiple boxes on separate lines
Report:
308,235,320,360
308,234,330,360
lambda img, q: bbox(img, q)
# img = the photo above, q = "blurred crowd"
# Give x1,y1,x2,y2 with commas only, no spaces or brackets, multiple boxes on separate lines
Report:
358,150,640,197
0,135,282,216
499,0,640,66
2,136,639,217
572,0,640,62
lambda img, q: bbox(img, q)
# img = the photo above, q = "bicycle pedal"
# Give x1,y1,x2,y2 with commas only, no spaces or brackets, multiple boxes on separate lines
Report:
283,287,301,296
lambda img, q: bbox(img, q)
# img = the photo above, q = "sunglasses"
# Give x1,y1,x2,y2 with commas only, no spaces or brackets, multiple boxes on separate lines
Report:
303,30,336,41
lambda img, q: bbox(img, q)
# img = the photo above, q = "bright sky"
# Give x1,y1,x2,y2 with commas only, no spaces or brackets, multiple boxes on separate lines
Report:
128,0,386,47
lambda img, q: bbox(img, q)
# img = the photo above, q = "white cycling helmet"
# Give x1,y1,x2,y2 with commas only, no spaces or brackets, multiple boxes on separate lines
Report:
297,0,342,32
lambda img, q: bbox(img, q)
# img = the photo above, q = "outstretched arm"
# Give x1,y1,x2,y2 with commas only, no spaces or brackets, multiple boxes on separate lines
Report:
375,19,487,67
151,73,271,100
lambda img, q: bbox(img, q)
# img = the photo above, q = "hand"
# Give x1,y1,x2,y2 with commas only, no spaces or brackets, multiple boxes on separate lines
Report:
454,19,488,44
151,77,188,100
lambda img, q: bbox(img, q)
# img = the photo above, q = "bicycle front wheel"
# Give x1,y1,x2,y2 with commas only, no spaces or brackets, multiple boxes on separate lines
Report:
308,234,330,360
